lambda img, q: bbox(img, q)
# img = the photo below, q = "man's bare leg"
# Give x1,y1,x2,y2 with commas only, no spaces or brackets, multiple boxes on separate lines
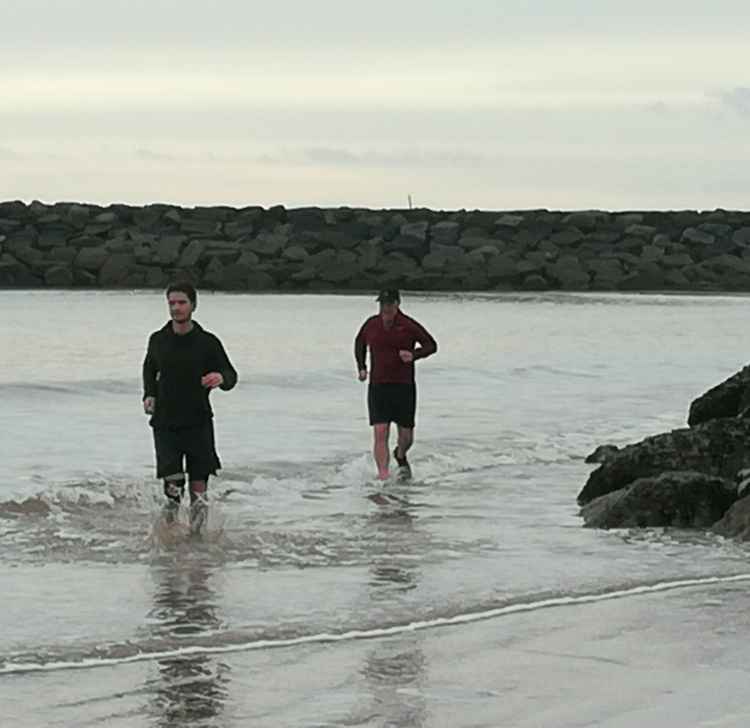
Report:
373,423,391,480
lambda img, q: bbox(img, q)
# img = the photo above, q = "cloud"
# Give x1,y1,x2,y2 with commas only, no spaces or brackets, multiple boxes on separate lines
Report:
720,87,750,116
134,147,179,162
258,146,486,169
0,146,20,159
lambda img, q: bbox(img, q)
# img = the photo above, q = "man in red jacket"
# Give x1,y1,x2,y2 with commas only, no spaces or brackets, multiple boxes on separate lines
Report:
354,289,437,480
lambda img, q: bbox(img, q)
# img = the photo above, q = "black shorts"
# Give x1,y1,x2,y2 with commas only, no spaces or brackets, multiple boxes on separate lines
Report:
153,421,221,480
368,383,416,428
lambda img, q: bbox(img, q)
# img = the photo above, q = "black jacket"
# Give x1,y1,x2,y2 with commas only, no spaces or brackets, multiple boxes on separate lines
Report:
142,321,237,428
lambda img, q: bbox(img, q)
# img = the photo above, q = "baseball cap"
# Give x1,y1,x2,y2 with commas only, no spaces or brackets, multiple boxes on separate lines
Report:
376,289,400,304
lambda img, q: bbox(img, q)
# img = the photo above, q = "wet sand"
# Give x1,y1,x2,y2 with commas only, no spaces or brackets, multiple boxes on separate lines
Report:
5,578,750,727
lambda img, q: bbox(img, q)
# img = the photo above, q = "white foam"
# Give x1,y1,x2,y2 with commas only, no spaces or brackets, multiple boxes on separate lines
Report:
4,572,750,676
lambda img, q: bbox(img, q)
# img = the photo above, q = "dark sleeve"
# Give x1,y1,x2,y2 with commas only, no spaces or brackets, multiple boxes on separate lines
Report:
142,334,158,400
410,319,437,360
354,319,369,371
212,336,238,391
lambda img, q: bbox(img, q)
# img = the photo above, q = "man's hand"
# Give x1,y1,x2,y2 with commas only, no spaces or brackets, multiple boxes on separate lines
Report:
398,350,414,364
143,396,155,415
201,372,224,389
358,370,368,382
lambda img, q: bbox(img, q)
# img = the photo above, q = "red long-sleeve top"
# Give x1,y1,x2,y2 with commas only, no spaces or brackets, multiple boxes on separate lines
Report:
354,311,437,384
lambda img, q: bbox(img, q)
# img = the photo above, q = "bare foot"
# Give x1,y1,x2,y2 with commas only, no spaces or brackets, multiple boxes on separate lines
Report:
376,471,390,481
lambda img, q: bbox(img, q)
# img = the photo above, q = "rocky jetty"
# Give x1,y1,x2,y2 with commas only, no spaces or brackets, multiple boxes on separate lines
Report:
1,200,750,291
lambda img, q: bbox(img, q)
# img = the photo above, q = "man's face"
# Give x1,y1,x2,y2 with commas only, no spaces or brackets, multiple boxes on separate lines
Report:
379,302,399,323
168,292,193,323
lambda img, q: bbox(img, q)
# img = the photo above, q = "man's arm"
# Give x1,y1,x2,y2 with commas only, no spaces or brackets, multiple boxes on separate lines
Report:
411,319,438,360
212,337,238,391
142,335,158,401
354,320,369,376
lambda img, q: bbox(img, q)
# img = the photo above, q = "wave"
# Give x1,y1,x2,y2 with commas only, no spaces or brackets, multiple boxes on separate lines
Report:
3,573,749,676
0,379,138,397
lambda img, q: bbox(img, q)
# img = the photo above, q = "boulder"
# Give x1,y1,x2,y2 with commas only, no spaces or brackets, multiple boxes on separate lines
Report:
44,265,74,287
688,365,750,426
578,418,750,504
581,471,736,529
585,444,619,464
682,228,716,246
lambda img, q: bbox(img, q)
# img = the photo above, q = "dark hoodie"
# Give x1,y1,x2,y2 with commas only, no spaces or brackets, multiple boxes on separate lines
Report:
142,321,237,428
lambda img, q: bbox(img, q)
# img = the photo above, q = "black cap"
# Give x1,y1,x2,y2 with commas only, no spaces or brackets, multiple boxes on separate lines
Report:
376,289,400,304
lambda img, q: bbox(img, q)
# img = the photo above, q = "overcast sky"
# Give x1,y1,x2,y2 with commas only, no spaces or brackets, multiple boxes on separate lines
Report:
1,1,748,210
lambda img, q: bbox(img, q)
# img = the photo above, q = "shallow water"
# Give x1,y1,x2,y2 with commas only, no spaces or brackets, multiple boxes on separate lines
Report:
3,290,750,726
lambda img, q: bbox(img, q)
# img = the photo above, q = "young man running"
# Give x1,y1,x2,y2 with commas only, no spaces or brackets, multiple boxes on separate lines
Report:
354,289,437,480
142,282,237,533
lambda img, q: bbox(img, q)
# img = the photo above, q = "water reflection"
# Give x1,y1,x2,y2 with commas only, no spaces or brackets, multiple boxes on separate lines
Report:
361,502,428,727
146,551,230,727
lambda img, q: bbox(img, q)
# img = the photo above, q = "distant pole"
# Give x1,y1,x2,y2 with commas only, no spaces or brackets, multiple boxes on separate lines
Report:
408,194,413,210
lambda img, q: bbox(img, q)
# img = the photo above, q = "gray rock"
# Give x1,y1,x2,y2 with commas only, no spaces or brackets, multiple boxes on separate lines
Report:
704,254,750,276
66,204,90,229
99,254,135,286
617,267,665,291
44,265,74,287
178,240,205,268
180,218,221,236
578,418,750,504
712,497,750,540
585,444,619,464
74,247,109,271
521,273,548,290
94,212,118,224
357,239,382,270
616,236,647,253
246,228,289,256
202,257,225,288
155,235,187,265
550,229,584,246
561,211,609,230
640,245,664,261
698,223,731,238
661,253,693,267
50,247,78,264
430,221,461,245
663,269,690,289
545,255,589,289
421,253,448,271
495,214,525,228
70,235,105,249
625,224,657,238
486,255,519,280
614,213,645,227
247,272,276,290
430,243,465,258
688,365,750,426
144,267,166,287
400,221,429,241
237,251,260,267
459,235,499,251
581,470,736,529
733,227,750,246
282,245,309,261
682,227,716,246
163,209,182,225
14,246,42,266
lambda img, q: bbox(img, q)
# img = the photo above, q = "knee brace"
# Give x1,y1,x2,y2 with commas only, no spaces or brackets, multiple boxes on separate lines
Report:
163,475,186,503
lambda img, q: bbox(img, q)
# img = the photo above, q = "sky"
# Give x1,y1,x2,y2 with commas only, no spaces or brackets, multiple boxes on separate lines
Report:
1,0,748,210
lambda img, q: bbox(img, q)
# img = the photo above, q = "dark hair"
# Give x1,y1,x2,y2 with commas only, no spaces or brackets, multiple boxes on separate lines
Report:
166,281,197,308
